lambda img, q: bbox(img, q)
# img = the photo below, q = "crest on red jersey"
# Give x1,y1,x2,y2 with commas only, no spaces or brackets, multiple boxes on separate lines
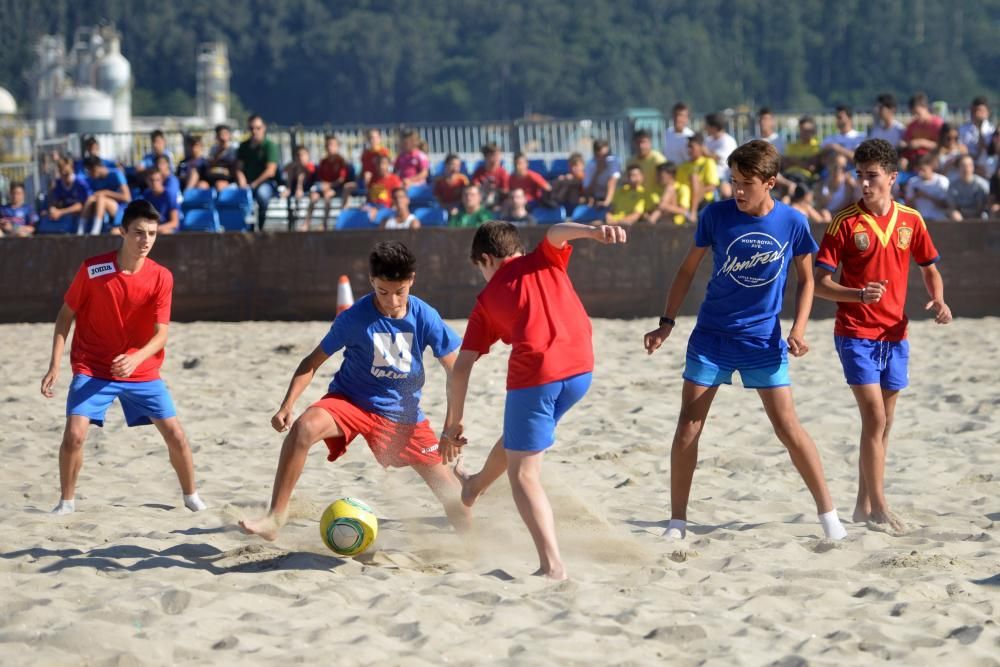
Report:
853,231,870,251
897,226,912,249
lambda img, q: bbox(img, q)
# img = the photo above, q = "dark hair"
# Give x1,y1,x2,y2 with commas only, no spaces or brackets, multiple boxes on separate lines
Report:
789,183,810,203
688,132,705,145
626,163,643,173
971,96,988,108
909,92,929,109
758,107,772,116
294,144,308,154
704,113,725,131
248,114,263,125
592,139,610,153
939,123,958,142
369,241,416,281
671,102,688,115
633,128,651,142
324,134,338,143
916,153,937,169
568,152,584,166
656,161,677,176
481,142,499,156
876,93,897,110
470,221,525,264
188,134,203,146
214,124,230,135
514,151,527,162
121,199,161,229
150,129,165,141
444,153,459,164
377,153,391,163
10,181,25,191
853,139,899,174
400,129,418,140
798,115,816,128
83,135,99,150
83,155,103,171
728,140,781,181
154,154,170,168
835,104,852,116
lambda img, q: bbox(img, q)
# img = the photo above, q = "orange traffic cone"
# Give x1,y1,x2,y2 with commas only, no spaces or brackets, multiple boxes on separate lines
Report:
336,275,354,316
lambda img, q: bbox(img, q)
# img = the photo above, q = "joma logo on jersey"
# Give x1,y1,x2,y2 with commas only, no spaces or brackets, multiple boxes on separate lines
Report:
372,332,413,373
87,262,116,279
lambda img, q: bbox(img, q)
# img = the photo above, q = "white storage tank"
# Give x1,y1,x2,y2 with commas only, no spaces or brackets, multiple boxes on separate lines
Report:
196,42,230,125
96,34,131,132
55,87,113,134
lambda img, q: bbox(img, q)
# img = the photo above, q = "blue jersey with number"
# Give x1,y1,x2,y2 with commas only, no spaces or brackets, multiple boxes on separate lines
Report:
694,199,818,338
320,294,461,423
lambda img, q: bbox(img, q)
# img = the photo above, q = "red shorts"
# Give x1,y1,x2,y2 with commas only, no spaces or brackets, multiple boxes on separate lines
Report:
310,394,441,468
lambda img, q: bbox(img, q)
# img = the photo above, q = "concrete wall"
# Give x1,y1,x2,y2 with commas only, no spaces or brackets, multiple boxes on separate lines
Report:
2,223,997,324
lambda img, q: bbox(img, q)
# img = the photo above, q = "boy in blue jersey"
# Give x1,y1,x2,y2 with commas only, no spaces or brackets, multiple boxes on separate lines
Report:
1,182,38,237
644,140,847,541
81,156,131,235
241,241,470,540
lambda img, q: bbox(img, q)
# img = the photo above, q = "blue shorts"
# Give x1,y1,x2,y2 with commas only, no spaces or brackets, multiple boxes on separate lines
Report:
683,329,790,389
503,372,592,452
67,375,177,427
835,336,909,390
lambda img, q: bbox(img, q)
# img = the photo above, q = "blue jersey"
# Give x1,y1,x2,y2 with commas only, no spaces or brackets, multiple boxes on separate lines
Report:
694,199,818,338
50,178,91,209
140,188,178,222
320,293,461,423
1,204,38,228
85,169,126,193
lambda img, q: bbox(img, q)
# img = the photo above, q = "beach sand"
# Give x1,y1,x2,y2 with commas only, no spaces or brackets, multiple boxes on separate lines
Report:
1,317,997,666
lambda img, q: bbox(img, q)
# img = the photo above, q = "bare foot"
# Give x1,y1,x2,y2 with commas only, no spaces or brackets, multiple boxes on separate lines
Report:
454,460,485,509
532,565,569,581
852,506,870,523
239,515,282,541
866,509,907,535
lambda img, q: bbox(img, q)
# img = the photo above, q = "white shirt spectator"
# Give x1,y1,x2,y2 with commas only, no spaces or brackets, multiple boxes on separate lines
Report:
822,130,865,154
905,173,950,221
383,213,419,229
705,132,738,179
583,155,622,200
756,132,786,155
958,119,995,161
663,126,694,166
947,175,990,219
868,121,905,147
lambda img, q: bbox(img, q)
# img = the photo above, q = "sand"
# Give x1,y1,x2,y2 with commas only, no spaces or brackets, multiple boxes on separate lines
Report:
1,316,998,666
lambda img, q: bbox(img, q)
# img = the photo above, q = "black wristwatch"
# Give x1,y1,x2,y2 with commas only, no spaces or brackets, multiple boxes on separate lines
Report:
659,316,676,327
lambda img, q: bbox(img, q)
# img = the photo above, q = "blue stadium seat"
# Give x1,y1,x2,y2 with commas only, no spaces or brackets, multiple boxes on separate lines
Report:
431,159,448,178
527,159,548,179
532,206,566,224
570,204,604,223
181,188,214,211
406,183,435,208
218,209,251,232
216,186,253,211
180,208,221,232
374,206,396,225
549,159,570,179
35,215,78,235
413,207,448,227
336,208,377,230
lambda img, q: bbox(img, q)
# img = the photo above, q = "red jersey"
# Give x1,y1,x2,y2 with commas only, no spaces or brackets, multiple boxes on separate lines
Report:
902,115,944,163
317,154,349,184
472,165,510,193
816,200,939,342
64,252,173,382
367,173,402,206
461,238,593,390
433,173,469,206
509,170,550,202
361,147,391,178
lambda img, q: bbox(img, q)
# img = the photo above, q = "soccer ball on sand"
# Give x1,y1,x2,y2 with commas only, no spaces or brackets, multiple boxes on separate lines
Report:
319,498,378,556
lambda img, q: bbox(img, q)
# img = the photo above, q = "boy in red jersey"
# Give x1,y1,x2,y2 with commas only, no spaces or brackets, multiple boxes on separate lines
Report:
40,200,207,515
815,138,951,533
439,221,626,580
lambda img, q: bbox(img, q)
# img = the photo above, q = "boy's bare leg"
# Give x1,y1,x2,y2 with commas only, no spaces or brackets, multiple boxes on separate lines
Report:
850,385,904,531
152,417,206,511
506,449,566,579
757,386,847,539
305,193,318,229
54,415,91,513
456,437,506,507
412,463,472,533
240,407,342,540
668,381,720,536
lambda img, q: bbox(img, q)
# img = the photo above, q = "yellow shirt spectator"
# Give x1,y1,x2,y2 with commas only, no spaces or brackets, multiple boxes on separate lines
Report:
654,181,693,225
677,156,719,202
783,137,821,180
627,150,667,188
608,184,657,223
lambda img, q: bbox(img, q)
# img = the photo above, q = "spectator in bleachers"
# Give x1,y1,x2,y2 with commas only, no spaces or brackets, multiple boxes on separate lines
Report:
366,154,402,210
678,133,720,217
472,143,510,210
237,114,280,232
605,164,656,226
583,139,621,209
448,185,494,228
905,154,950,221
509,152,551,205
138,130,174,180
205,124,238,190
360,128,391,189
154,155,181,204
380,187,421,230
282,145,316,230
432,154,469,215
947,155,990,221
0,182,38,237
990,167,1000,218
393,129,430,187
755,107,785,154
789,183,827,224
307,135,355,230
663,102,695,166
901,92,943,169
869,93,906,152
48,156,91,234
647,162,692,225
81,156,131,235
550,152,586,212
935,124,967,182
821,105,864,163
703,113,737,197
177,135,208,191
140,170,179,234
502,188,537,226
814,153,858,217
782,116,822,183
627,129,666,189
958,97,994,174
75,135,117,172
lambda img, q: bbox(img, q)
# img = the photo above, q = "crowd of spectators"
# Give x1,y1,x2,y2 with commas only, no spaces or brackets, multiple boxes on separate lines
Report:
3,92,998,238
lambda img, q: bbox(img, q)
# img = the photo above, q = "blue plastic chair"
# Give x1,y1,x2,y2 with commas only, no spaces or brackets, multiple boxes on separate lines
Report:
218,208,250,232
374,207,396,225
35,214,78,235
532,206,566,224
549,159,570,179
413,207,448,227
335,208,377,230
216,186,253,211
406,183,435,208
528,159,548,179
180,208,221,232
570,204,604,223
181,188,214,211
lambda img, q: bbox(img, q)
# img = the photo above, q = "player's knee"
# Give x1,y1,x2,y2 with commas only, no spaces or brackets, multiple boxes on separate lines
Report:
861,408,887,434
771,420,802,447
62,429,86,452
287,418,322,449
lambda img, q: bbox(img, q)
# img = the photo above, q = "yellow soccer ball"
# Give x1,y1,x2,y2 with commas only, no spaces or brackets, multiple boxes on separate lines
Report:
319,498,378,556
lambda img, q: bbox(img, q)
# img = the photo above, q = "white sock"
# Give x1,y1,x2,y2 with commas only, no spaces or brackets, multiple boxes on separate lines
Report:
52,499,75,515
664,519,687,539
184,492,207,512
819,510,847,540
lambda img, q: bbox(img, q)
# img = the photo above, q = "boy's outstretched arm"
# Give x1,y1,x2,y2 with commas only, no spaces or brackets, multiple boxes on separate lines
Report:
787,253,815,357
546,222,627,249
41,303,75,398
920,264,952,324
440,349,479,463
643,244,707,354
271,345,330,432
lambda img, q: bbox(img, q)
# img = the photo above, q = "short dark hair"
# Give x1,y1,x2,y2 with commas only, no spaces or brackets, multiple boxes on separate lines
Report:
656,162,677,176
971,96,988,108
481,142,499,156
728,140,781,181
83,135,99,150
633,128,651,142
444,153,459,164
909,92,929,109
568,152,584,166
758,107,772,116
798,115,816,128
704,113,725,130
154,154,170,168
592,139,609,153
835,104,852,116
671,102,688,115
876,93,897,110
400,129,418,140
248,114,263,125
324,134,338,143
688,132,705,146
150,129,165,141
294,144,308,154
853,139,898,174
514,151,527,162
789,183,810,203
369,241,416,281
470,221,525,265
83,155,103,171
916,153,937,169
121,199,161,229
214,124,230,135
10,181,25,192
626,163,643,174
